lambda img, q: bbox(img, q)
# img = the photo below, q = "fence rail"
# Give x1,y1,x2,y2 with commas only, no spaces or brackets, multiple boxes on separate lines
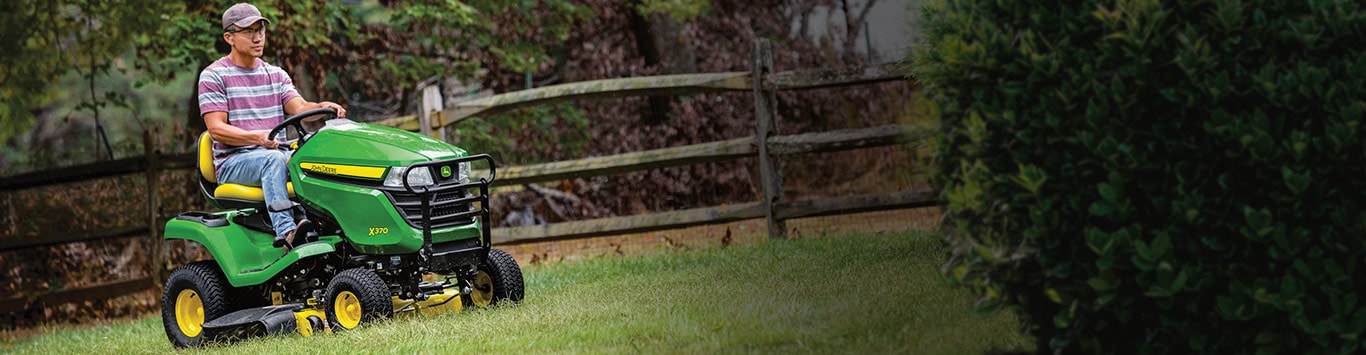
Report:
0,153,195,191
371,62,904,132
0,277,157,316
486,123,925,186
0,39,918,313
0,225,150,251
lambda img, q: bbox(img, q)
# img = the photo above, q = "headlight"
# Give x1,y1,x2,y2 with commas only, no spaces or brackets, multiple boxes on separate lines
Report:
383,166,434,188
457,161,471,184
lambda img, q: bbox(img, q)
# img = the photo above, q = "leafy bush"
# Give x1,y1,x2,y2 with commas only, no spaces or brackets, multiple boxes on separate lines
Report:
914,0,1366,353
452,102,591,166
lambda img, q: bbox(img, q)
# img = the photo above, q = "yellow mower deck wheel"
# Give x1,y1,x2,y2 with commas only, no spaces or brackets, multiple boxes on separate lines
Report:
469,271,494,308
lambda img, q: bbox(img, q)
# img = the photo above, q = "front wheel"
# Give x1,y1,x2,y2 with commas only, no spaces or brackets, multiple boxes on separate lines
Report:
325,268,393,330
161,261,231,348
463,248,524,308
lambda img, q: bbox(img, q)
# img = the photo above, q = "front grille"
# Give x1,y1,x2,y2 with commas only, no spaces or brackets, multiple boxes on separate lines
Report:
384,188,476,229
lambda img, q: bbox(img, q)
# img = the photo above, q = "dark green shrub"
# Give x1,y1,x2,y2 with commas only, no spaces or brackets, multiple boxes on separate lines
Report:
914,0,1366,353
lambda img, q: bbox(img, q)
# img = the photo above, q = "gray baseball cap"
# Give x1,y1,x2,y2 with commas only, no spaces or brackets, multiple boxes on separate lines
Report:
222,3,270,30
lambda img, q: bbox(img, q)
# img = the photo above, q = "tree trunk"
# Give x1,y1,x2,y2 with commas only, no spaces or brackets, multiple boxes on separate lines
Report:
185,70,206,135
841,0,877,64
627,4,698,125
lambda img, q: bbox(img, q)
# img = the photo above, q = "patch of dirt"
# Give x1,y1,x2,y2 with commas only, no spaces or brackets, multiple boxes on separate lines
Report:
502,206,941,266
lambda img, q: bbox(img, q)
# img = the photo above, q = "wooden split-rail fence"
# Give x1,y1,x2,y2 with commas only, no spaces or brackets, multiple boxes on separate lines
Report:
0,39,928,313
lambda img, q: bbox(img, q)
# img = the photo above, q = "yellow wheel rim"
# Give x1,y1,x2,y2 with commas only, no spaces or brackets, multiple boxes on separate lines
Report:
470,271,494,307
175,289,205,337
334,291,362,329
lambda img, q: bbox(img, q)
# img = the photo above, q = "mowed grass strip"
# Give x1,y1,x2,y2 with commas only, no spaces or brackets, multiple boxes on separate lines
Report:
3,231,1032,354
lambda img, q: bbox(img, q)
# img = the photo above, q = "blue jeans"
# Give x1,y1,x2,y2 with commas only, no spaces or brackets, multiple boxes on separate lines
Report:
217,148,296,237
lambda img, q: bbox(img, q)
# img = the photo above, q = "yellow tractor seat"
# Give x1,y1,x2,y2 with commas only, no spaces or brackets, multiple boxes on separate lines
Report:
214,182,295,201
197,132,296,206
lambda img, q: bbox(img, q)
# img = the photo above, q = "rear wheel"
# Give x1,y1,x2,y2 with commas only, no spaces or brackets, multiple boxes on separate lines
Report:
463,248,524,308
325,268,393,330
161,261,231,348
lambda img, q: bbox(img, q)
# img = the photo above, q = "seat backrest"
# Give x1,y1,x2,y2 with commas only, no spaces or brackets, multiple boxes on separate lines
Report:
198,132,217,183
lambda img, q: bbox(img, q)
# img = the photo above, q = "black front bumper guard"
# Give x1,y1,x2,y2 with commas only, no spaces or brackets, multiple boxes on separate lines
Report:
399,154,497,267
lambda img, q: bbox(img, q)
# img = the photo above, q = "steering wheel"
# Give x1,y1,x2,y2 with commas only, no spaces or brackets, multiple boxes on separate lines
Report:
267,108,338,150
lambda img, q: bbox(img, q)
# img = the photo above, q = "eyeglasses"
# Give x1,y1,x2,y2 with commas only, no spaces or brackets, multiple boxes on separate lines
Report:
227,26,266,38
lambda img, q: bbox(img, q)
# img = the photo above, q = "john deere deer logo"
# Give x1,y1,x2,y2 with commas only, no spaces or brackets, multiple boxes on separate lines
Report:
440,166,452,178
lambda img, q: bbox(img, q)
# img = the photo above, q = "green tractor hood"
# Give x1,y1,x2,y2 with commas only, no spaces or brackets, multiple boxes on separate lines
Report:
292,121,466,169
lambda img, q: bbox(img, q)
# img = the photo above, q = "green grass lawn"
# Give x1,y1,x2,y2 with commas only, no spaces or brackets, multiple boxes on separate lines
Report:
2,231,1032,354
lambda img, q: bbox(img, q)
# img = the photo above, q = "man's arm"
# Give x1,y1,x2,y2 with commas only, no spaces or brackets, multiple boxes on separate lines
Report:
204,111,281,149
283,97,347,119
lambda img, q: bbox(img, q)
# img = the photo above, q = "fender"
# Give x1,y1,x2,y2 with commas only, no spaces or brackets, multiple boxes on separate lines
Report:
164,211,342,287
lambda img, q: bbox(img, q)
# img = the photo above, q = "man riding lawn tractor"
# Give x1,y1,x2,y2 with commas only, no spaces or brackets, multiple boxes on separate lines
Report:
161,3,523,347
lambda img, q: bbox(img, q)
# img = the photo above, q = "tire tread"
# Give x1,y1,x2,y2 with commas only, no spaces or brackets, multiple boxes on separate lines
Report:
161,261,230,348
324,268,393,330
485,248,525,304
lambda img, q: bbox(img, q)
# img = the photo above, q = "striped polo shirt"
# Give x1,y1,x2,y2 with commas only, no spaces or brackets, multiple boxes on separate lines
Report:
197,56,301,169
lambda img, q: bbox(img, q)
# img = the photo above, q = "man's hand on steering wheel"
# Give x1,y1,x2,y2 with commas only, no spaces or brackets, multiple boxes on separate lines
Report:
258,132,282,149
267,107,340,150
317,101,346,118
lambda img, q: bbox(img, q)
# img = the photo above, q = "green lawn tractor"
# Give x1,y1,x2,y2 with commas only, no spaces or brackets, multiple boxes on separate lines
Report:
161,108,523,347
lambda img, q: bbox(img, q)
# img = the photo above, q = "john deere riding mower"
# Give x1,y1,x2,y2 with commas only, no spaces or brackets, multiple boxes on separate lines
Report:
161,108,522,347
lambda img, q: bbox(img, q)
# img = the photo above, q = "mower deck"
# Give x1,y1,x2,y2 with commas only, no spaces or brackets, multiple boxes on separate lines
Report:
197,287,465,342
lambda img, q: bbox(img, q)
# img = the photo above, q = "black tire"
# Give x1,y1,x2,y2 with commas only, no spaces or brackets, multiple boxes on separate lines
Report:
161,261,231,348
324,268,393,331
463,248,524,308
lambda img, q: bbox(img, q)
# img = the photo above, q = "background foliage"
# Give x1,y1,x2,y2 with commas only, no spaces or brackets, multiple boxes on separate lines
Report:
0,0,181,165
917,0,1366,352
3,0,915,328
1,0,590,171
137,0,590,116
499,0,909,220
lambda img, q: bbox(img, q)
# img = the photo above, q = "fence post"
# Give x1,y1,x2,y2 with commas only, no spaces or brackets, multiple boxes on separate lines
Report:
752,38,786,239
420,84,445,140
144,129,165,285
